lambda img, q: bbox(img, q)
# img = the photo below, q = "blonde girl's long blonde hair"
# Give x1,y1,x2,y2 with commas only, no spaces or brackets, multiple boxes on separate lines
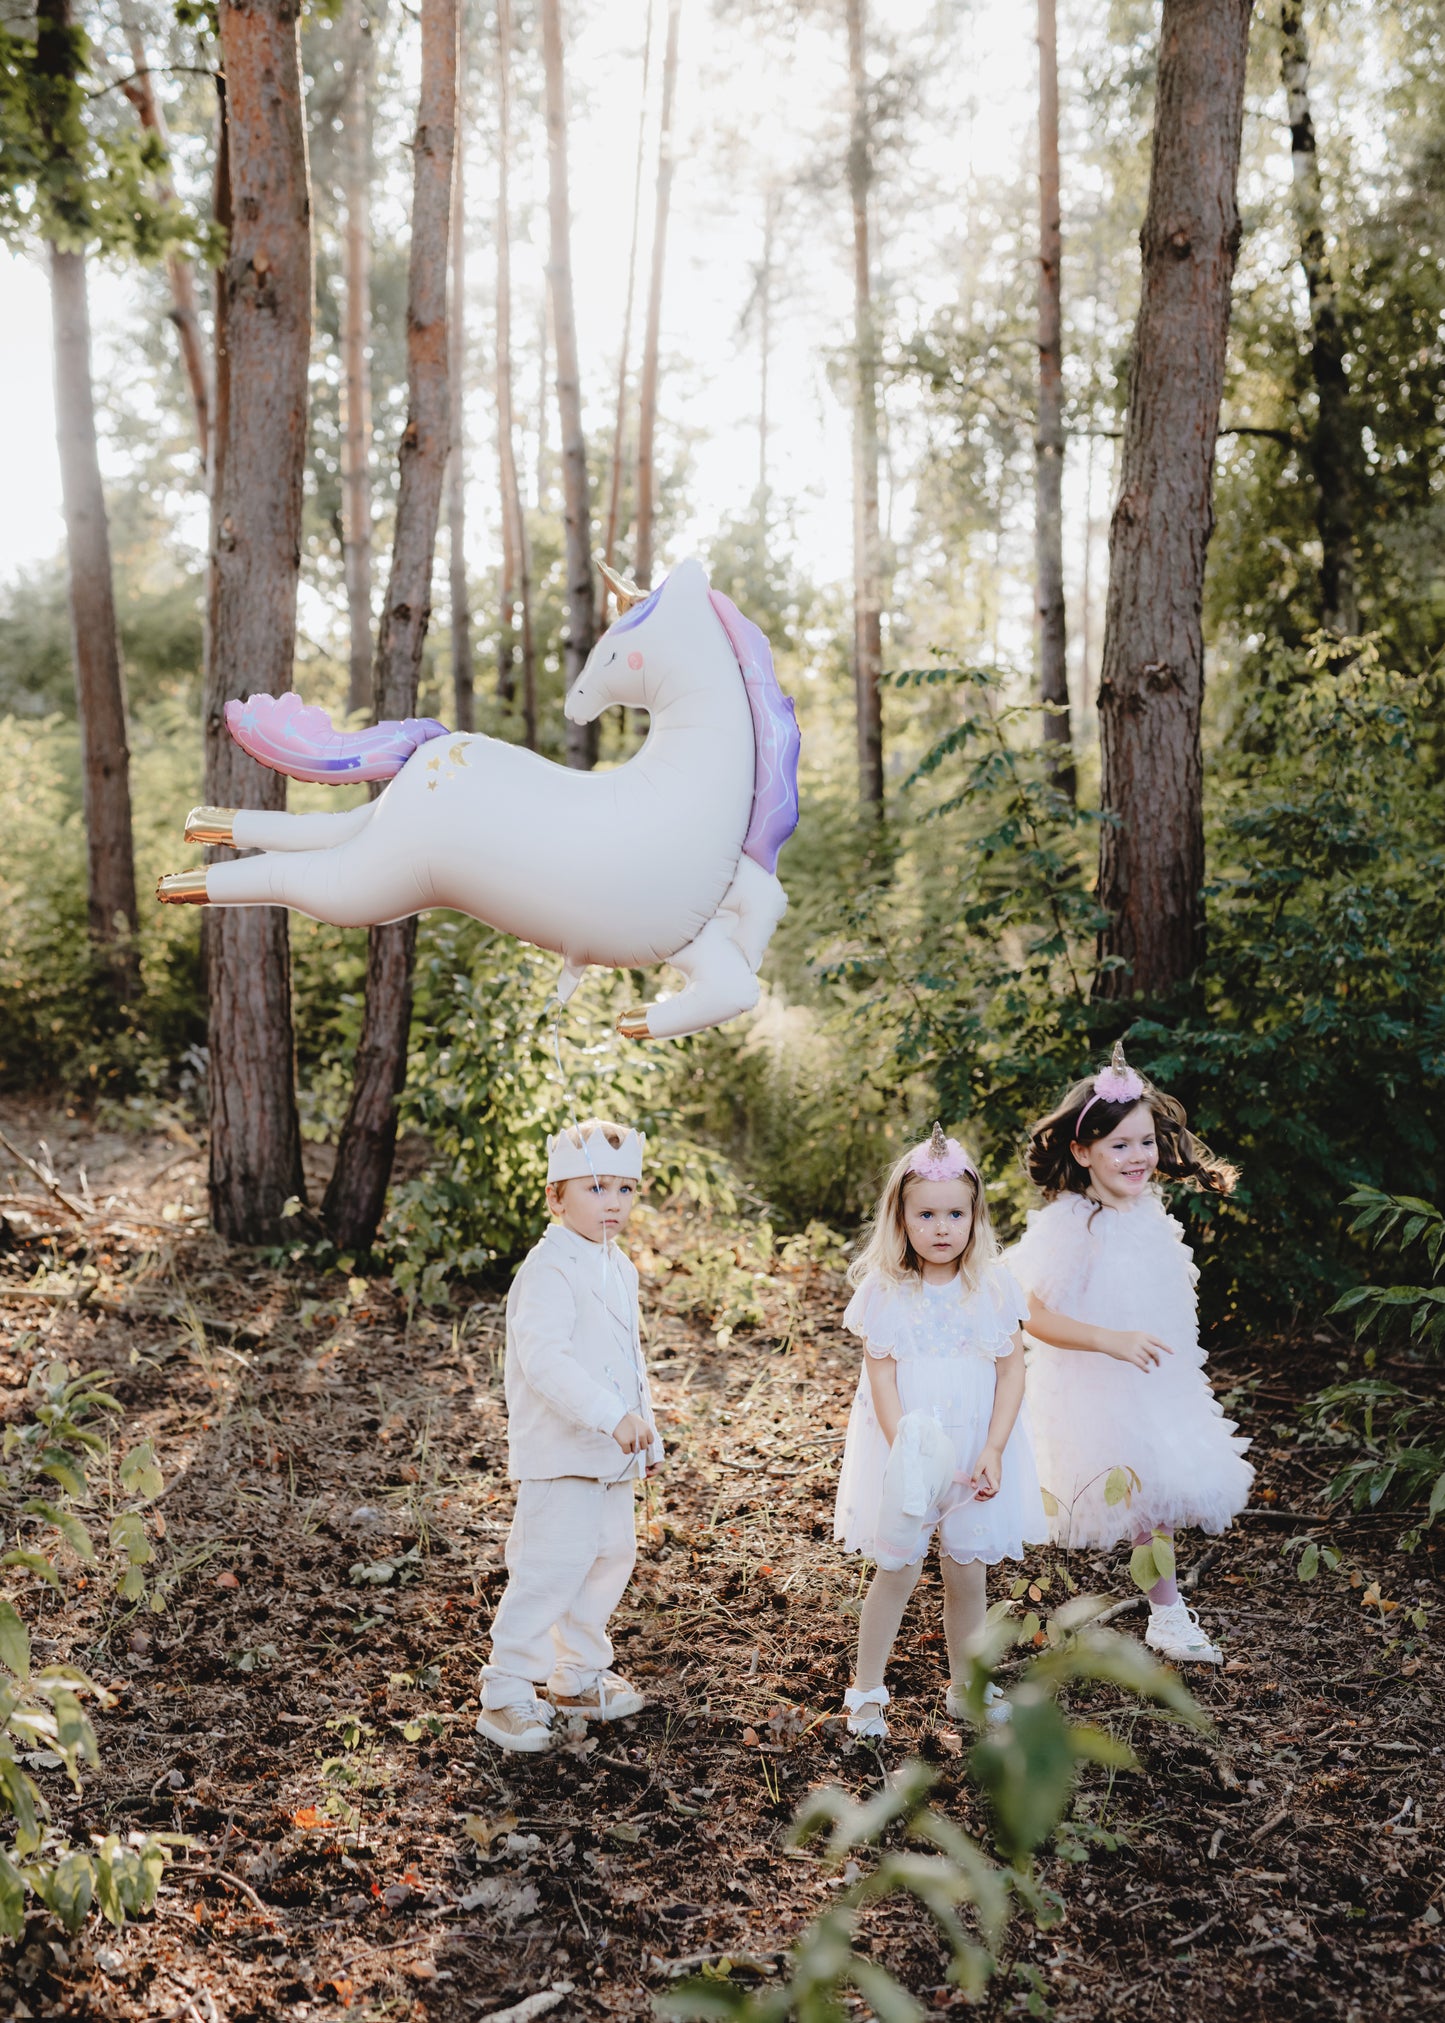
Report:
848,1135,998,1292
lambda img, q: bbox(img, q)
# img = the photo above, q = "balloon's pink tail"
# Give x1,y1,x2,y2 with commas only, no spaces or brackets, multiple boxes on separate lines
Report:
224,691,450,786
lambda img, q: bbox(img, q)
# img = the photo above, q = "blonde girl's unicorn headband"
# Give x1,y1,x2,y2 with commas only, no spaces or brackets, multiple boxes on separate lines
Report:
1075,1041,1146,1133
907,1122,978,1182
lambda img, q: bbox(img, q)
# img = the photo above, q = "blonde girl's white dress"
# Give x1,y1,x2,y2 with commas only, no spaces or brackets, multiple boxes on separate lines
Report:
833,1262,1048,1572
1006,1190,1253,1550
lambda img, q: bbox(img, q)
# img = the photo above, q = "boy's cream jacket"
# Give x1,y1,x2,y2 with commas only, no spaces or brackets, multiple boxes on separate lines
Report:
503,1223,663,1482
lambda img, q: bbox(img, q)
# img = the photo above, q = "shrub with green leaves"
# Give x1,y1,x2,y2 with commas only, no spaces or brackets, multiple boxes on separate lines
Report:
1303,1185,1445,1527
661,1598,1204,2019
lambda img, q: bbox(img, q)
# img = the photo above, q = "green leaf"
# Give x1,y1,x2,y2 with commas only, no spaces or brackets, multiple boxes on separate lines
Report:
0,1601,30,1681
0,1849,25,1938
1067,1723,1138,1771
1103,1467,1132,1508
0,1551,61,1590
37,1453,86,1500
1129,1541,1161,1594
109,1512,153,1568
119,1440,164,1503
40,1850,94,1932
849,1956,924,2023
970,1695,1078,1863
1297,1541,1320,1581
24,1501,95,1565
1428,1471,1445,1521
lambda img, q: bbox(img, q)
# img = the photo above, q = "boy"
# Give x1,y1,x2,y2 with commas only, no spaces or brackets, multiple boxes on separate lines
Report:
476,1119,662,1752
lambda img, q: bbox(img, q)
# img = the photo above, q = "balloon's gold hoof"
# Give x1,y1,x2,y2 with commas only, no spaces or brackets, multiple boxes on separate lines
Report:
184,805,236,846
617,1005,652,1041
156,870,210,906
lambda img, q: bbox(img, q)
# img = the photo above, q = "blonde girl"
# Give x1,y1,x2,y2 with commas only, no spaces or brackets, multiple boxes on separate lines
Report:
834,1127,1047,1739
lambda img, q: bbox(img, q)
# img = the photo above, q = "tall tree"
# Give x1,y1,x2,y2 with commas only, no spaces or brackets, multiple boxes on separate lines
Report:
448,98,475,730
495,0,536,744
540,0,598,765
845,0,883,810
1034,0,1074,800
324,0,457,1251
602,0,654,576
202,0,313,1240
634,0,678,591
1280,0,1360,634
340,0,375,718
117,6,211,468
1095,0,1254,1001
24,0,141,995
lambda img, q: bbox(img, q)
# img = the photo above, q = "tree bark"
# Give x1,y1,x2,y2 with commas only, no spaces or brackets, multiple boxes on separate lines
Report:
448,109,475,729
202,2,311,1242
846,0,883,811
1035,0,1074,800
634,0,679,592
340,0,375,719
49,245,140,989
1094,0,1253,1002
495,0,536,745
324,0,457,1253
117,8,211,469
1280,0,1359,634
540,0,598,766
602,0,654,577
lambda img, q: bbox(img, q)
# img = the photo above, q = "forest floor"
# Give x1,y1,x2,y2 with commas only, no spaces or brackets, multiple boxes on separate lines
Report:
0,1097,1441,2023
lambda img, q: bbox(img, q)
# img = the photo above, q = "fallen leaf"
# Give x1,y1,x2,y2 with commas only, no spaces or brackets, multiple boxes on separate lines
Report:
292,1807,326,1830
215,1571,239,1590
742,1727,760,1747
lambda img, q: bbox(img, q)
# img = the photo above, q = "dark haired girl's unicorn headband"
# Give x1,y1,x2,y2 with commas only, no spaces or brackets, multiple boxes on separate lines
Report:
1075,1042,1146,1133
907,1122,978,1181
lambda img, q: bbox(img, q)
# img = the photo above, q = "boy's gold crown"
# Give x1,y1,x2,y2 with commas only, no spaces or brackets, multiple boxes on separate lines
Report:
545,1126,645,1184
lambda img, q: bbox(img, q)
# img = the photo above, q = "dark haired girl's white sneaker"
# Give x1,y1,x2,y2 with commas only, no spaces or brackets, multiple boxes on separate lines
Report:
1145,1600,1223,1665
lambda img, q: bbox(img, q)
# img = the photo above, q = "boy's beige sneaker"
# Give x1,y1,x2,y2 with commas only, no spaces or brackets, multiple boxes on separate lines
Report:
475,1700,555,1752
548,1671,647,1721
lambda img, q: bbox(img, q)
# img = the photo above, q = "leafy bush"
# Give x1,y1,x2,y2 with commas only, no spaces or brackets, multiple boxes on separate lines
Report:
661,1598,1204,2018
815,647,1444,1327
1302,1185,1445,1526
0,1356,172,1935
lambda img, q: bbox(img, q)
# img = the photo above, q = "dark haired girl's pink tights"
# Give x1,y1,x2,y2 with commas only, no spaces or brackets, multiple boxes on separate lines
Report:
1134,1529,1179,1607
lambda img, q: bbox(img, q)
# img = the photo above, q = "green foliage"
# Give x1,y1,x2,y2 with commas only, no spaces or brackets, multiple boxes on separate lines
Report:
1301,1185,1445,1526
375,918,742,1298
661,1601,1203,2019
0,1357,172,1934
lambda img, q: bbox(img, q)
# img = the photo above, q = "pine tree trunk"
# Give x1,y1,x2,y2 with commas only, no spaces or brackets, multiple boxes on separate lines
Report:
634,0,678,592
846,0,883,812
324,0,457,1253
602,0,653,577
1095,0,1253,1002
1280,0,1359,634
541,0,598,767
202,5,311,1243
449,115,475,729
49,245,140,990
118,9,211,468
1035,0,1074,800
340,0,375,719
495,0,537,746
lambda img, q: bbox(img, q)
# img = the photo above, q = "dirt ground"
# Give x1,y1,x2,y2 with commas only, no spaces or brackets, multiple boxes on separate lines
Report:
0,1098,1441,2023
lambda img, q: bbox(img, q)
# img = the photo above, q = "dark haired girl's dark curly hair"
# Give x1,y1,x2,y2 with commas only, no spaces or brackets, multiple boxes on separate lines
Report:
1025,1063,1238,1201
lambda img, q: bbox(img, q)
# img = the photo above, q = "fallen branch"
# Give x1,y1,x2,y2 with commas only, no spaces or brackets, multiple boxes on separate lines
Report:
166,1859,275,1916
1247,1805,1292,1846
0,1126,88,1219
471,1981,576,2021
1171,1908,1223,1948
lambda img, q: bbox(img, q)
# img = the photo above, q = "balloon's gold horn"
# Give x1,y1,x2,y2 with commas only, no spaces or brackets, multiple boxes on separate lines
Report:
156,870,210,907
596,556,645,614
184,806,236,846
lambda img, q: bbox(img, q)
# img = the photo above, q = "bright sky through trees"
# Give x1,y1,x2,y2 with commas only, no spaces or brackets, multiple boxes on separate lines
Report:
0,1,1037,609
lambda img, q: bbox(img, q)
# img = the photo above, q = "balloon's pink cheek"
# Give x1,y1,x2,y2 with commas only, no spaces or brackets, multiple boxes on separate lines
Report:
628,651,644,671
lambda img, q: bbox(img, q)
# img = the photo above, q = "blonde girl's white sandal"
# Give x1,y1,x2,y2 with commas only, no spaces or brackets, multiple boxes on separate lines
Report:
844,1684,890,1740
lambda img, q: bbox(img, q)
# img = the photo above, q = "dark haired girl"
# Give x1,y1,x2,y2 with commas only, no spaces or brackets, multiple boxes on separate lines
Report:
1007,1045,1252,1664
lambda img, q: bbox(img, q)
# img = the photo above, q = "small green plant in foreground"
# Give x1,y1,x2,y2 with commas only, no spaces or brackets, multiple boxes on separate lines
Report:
0,1356,174,1935
661,1598,1205,2019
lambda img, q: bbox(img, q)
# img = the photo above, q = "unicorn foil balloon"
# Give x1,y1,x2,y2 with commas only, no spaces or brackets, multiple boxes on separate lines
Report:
157,559,801,1041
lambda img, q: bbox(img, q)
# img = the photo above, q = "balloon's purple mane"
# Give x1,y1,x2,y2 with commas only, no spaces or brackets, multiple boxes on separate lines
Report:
224,581,801,874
